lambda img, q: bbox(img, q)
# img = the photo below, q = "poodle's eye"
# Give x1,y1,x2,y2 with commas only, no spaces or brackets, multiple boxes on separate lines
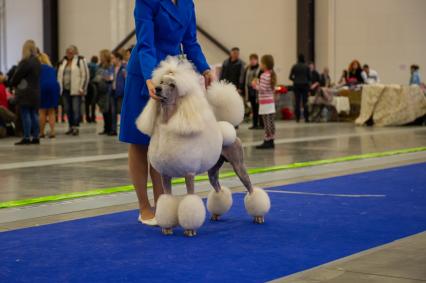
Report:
169,83,176,88
160,81,164,84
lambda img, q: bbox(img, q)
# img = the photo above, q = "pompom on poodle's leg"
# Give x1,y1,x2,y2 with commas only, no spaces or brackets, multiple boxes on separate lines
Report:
156,175,179,235
244,188,271,224
178,174,206,237
222,138,271,224
207,157,233,221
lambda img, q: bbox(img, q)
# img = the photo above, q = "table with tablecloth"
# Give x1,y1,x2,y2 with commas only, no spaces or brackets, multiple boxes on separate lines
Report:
356,84,426,126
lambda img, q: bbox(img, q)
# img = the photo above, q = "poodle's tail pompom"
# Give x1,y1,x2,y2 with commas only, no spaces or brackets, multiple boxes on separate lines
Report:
207,81,244,126
178,195,206,230
156,194,180,229
207,186,233,217
136,99,159,136
218,121,237,146
244,188,271,217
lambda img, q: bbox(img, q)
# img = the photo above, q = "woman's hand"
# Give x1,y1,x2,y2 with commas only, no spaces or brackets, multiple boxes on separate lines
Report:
146,79,161,100
203,70,214,88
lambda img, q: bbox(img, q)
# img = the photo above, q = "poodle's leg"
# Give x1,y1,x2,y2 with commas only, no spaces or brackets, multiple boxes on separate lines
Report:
223,138,271,224
157,175,179,235
222,138,253,194
208,157,225,193
185,173,195,195
178,173,206,237
162,175,172,194
207,157,233,221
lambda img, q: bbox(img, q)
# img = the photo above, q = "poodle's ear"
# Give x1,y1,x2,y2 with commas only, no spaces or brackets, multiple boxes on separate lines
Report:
136,99,160,136
167,94,206,136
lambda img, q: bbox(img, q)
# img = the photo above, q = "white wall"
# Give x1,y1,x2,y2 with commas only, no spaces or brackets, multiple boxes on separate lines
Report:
316,0,426,84
194,0,297,83
2,0,43,71
58,0,134,59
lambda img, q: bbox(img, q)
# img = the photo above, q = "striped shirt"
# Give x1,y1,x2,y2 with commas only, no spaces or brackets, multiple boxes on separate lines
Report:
258,71,275,105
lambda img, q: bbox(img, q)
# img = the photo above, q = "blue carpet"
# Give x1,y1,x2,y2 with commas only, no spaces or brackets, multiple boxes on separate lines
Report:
1,163,426,283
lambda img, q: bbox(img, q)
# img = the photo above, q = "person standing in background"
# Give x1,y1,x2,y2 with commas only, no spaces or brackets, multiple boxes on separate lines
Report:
86,56,99,123
124,46,134,64
220,47,245,94
409,65,421,85
289,54,311,123
243,54,261,130
38,53,60,139
253,55,277,149
109,51,126,136
57,45,89,136
95,49,113,136
10,40,41,145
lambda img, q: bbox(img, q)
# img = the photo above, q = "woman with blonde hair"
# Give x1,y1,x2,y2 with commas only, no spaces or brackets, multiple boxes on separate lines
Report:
10,40,42,145
38,52,60,138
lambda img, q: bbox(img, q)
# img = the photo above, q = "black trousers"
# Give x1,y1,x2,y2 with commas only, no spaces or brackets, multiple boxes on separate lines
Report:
293,85,310,122
248,88,259,127
85,83,97,123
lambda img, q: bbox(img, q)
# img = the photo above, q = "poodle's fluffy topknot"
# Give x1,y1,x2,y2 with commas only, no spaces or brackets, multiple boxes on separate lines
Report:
206,81,245,126
152,56,202,97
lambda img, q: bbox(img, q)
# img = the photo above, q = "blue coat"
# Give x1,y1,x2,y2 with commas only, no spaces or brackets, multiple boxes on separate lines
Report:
40,64,60,109
120,0,209,144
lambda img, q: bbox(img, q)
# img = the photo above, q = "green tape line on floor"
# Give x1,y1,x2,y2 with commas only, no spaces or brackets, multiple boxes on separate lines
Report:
1,146,425,209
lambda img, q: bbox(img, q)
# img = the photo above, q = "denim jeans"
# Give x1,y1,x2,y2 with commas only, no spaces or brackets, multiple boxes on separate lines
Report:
110,95,120,133
63,90,82,128
20,106,40,139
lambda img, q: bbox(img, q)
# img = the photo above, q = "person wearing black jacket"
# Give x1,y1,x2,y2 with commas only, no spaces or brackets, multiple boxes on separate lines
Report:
243,54,261,129
10,40,41,145
289,54,311,123
220,47,245,92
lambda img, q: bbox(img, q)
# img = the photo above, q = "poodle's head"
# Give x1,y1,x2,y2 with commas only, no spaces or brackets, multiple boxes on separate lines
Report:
152,56,202,105
138,56,210,136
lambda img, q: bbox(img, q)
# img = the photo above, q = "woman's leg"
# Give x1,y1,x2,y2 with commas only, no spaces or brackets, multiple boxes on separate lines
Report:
48,108,56,136
39,109,47,137
128,144,155,220
72,96,82,129
63,92,73,130
150,165,164,205
30,108,40,139
20,107,31,140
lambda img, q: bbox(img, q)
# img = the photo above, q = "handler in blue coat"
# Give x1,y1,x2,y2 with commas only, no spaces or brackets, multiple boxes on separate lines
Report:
119,0,213,225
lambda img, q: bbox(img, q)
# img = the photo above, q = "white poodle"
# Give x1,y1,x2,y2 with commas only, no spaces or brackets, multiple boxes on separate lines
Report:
137,56,271,237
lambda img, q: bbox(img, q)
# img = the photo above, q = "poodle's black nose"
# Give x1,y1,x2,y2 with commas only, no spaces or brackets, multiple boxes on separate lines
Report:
155,87,162,95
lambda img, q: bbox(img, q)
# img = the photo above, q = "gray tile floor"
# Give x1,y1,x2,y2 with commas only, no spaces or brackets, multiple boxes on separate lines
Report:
1,121,425,202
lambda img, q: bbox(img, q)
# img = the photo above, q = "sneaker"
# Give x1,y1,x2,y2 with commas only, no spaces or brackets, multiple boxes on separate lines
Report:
65,129,73,135
256,140,275,149
30,138,40,145
15,139,31,146
72,128,79,136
